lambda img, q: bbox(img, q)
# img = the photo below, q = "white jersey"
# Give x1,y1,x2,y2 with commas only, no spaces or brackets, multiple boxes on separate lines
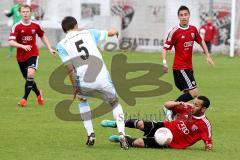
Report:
56,29,111,88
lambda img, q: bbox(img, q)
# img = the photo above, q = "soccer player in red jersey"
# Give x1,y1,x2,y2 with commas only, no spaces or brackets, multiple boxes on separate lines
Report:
8,4,56,107
200,18,217,53
162,6,214,103
102,96,213,151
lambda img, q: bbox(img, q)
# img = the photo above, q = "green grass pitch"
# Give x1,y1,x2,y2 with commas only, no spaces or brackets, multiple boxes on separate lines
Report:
0,47,240,160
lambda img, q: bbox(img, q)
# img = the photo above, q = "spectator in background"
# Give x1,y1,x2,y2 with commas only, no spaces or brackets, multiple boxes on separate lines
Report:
4,0,24,58
200,18,217,53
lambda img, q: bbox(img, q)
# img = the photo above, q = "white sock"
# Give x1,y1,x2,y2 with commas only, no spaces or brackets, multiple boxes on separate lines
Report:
112,103,125,135
79,101,94,136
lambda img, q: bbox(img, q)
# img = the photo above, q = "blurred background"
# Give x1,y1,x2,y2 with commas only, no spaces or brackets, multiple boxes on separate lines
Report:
0,0,239,56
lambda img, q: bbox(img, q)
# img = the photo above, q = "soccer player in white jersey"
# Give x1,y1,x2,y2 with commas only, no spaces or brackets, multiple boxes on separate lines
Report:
56,16,128,149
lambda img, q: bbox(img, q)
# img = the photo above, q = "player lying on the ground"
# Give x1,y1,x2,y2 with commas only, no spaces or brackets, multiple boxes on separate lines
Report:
101,96,213,150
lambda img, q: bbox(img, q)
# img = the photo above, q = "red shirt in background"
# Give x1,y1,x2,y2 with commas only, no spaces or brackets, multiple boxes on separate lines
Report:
200,23,216,42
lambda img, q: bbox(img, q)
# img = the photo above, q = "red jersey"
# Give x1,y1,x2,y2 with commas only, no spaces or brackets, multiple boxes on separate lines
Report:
164,105,212,149
9,20,44,62
163,25,202,70
200,23,216,42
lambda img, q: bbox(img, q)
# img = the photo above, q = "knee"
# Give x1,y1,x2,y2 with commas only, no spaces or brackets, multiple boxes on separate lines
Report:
136,120,144,130
189,89,198,98
132,138,145,148
109,98,118,107
27,68,35,78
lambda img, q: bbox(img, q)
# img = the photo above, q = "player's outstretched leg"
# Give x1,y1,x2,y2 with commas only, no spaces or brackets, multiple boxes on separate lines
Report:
101,119,140,129
78,99,95,146
111,101,129,150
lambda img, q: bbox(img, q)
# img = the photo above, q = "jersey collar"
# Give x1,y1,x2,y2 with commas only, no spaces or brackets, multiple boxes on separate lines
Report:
20,20,32,26
192,114,206,119
66,30,79,37
178,24,189,30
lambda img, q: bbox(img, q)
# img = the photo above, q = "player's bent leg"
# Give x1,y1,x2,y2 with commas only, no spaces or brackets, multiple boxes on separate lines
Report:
143,121,165,137
141,137,162,148
99,82,128,149
188,88,198,98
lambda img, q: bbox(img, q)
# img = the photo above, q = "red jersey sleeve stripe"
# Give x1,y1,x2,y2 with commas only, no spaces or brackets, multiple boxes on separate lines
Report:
202,118,212,138
167,26,178,41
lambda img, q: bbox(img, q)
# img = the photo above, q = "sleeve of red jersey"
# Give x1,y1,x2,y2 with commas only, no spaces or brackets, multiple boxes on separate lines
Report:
194,26,202,44
171,104,186,114
163,30,175,50
36,23,45,38
200,119,213,146
9,24,18,41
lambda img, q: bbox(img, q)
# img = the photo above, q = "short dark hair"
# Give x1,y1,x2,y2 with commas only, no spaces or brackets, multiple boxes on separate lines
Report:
61,16,78,33
19,4,32,12
178,5,190,15
197,96,210,108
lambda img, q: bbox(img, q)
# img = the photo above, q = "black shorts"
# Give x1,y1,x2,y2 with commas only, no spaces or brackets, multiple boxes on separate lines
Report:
18,56,39,78
142,120,166,148
173,69,197,91
205,41,212,53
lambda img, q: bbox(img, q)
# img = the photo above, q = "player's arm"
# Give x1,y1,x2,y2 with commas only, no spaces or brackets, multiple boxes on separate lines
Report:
200,125,213,151
164,101,186,109
40,35,56,55
4,7,13,17
162,48,168,73
107,28,119,38
9,40,32,51
56,44,80,99
65,63,80,100
162,29,175,73
199,41,214,66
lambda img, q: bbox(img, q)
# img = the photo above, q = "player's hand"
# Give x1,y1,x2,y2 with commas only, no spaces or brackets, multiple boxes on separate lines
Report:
3,10,9,14
21,45,32,51
49,48,57,56
177,101,188,107
162,65,168,73
205,144,213,151
206,56,214,66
